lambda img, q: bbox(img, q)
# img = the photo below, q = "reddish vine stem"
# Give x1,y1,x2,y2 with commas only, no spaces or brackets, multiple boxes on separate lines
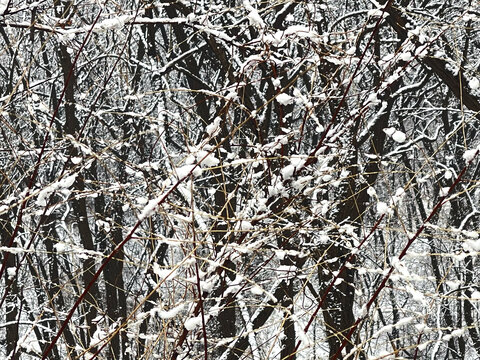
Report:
0,1,139,311
0,8,104,286
301,0,394,171
43,133,221,358
41,167,192,358
287,2,394,357
331,151,478,360
289,215,385,359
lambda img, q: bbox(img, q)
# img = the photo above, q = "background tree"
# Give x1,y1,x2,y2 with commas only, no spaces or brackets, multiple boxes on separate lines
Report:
1,0,480,359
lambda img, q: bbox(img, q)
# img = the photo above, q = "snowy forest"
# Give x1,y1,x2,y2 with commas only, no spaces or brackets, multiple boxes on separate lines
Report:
1,0,480,359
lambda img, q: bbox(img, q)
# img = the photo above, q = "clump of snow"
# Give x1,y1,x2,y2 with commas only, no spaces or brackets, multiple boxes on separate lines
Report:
281,164,296,179
54,242,66,252
376,201,390,215
158,303,184,319
250,284,263,295
194,149,219,167
59,174,77,188
272,78,282,89
201,280,214,293
395,316,414,327
463,239,480,252
406,284,425,304
36,174,77,207
136,196,149,205
367,8,388,17
176,164,202,179
383,127,406,143
366,93,380,106
471,291,480,300
138,198,160,220
206,117,221,137
184,315,208,330
247,10,264,28
392,130,406,143
463,230,479,239
71,156,82,164
451,328,465,337
399,52,413,62
415,323,427,332
383,127,395,136
469,78,480,90
7,267,16,280
439,187,450,197
152,262,177,279
235,220,253,231
93,15,131,33
395,188,405,197
463,148,478,162
276,93,293,105
244,0,264,28
89,327,107,347
390,187,406,206
346,46,356,55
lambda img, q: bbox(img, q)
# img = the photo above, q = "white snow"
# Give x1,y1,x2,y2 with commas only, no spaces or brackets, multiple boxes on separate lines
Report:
463,148,478,162
0,0,8,15
451,328,465,337
272,78,282,89
395,316,414,327
439,187,450,197
7,267,16,280
392,130,406,143
469,77,480,90
250,284,263,295
54,242,66,252
247,10,264,28
206,117,221,137
463,230,479,239
395,188,405,197
138,198,159,220
366,93,380,106
93,15,131,33
463,239,480,252
200,280,214,293
184,315,207,330
176,164,199,179
399,52,413,62
367,187,377,197
382,126,407,143
0,246,31,254
59,174,77,188
367,8,387,17
276,93,293,105
71,156,82,164
471,291,480,300
414,323,427,332
159,303,184,319
152,263,177,279
281,164,296,179
195,150,219,167
383,127,395,137
376,202,389,215
236,220,253,231
283,25,318,38
36,174,77,207
244,0,264,28
346,47,356,55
